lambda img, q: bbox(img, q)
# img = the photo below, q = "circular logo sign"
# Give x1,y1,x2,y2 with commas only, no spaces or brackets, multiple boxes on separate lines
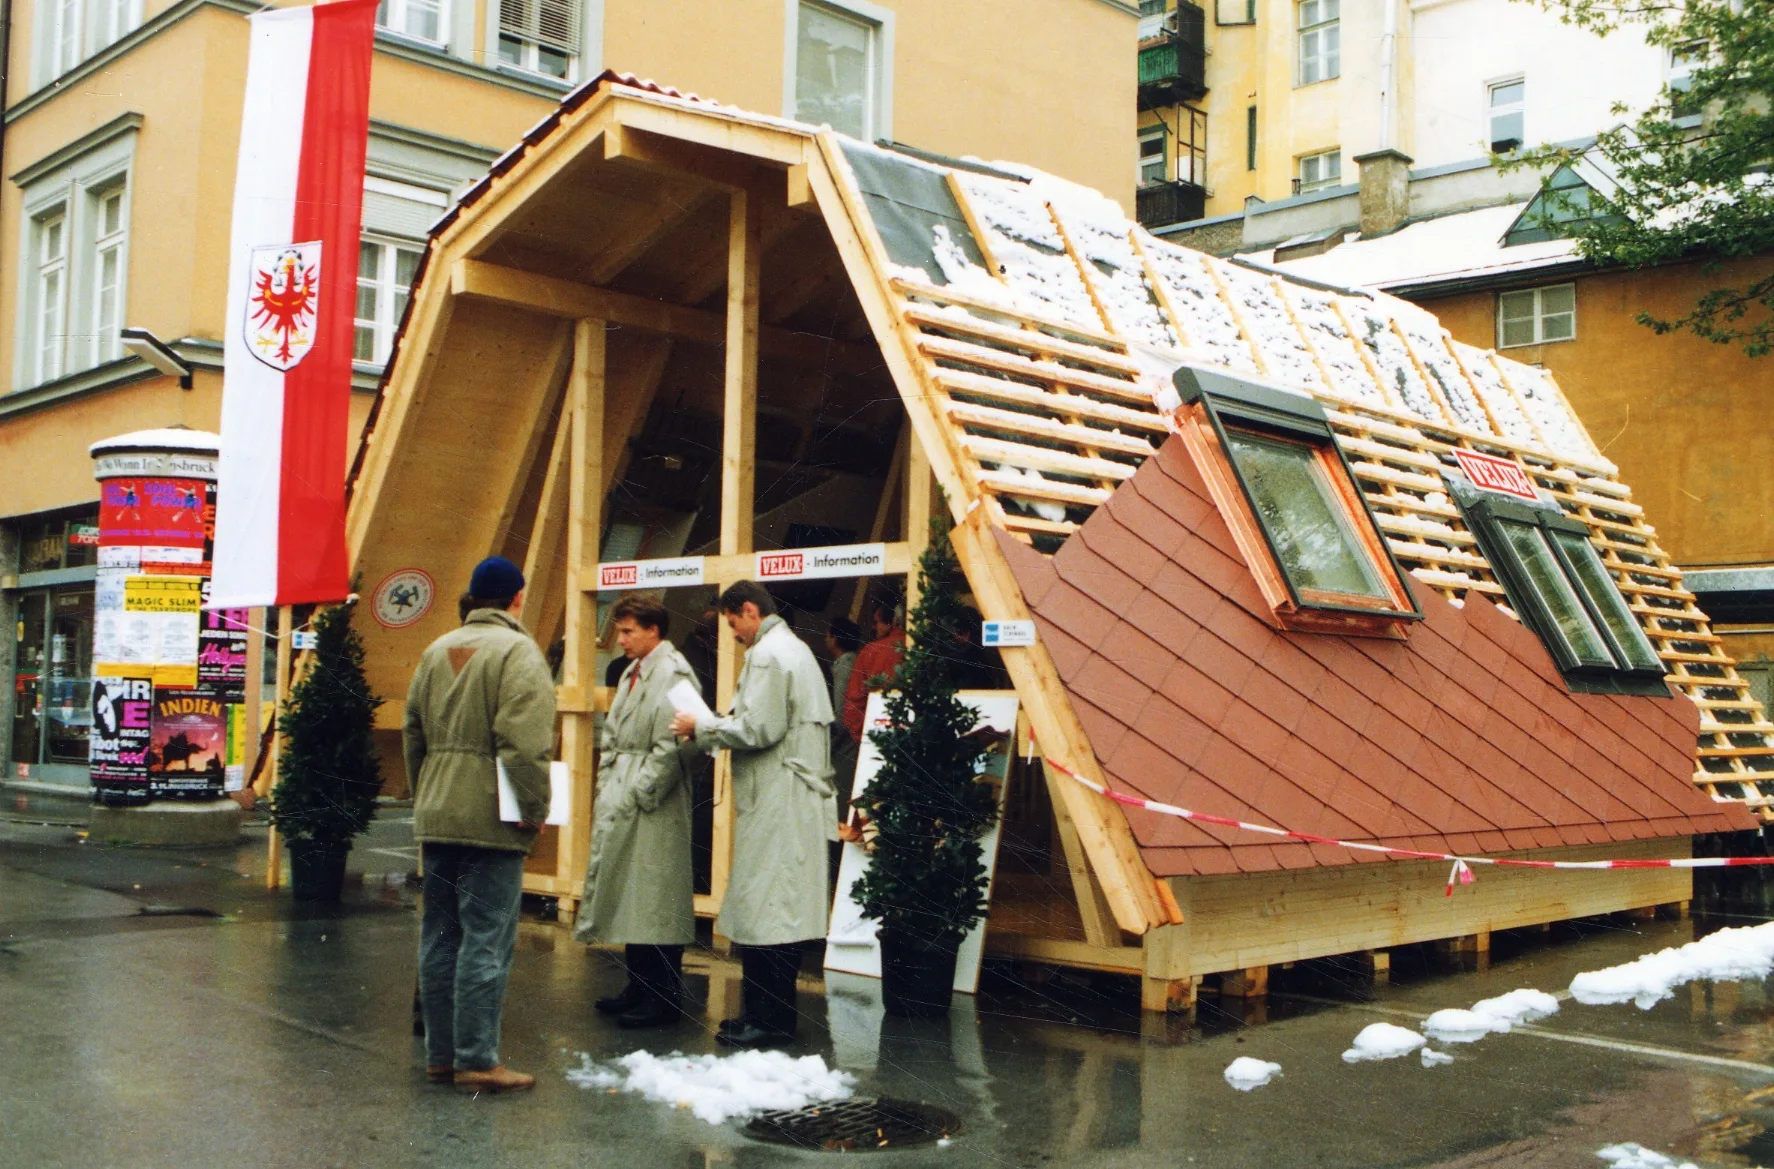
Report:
372,569,435,629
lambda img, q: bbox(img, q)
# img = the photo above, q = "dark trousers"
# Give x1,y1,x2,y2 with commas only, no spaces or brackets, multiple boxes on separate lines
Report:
625,943,684,1008
739,943,804,1035
419,843,525,1070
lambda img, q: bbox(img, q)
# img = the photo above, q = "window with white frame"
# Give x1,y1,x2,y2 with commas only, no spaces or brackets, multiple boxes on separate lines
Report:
1139,127,1168,187
1296,148,1340,193
1498,283,1574,348
497,0,578,79
1488,77,1525,152
1297,0,1338,85
792,1,884,141
90,186,126,367
355,238,422,364
33,210,69,385
1669,43,1704,123
41,0,142,82
378,0,445,43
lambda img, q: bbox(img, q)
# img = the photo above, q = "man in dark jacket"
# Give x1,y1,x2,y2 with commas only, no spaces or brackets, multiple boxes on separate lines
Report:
404,556,555,1094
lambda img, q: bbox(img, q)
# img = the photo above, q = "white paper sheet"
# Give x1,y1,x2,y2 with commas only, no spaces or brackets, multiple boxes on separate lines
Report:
667,679,714,725
497,759,570,825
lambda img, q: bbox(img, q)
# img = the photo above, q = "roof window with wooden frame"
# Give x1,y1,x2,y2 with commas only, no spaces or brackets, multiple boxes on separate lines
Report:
1448,475,1670,695
1168,366,1421,636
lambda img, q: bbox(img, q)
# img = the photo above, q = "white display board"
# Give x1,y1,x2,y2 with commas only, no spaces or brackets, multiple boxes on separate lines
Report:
824,691,1019,994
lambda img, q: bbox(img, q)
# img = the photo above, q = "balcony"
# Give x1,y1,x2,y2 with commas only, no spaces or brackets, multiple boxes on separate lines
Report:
1137,2,1207,110
1136,179,1207,229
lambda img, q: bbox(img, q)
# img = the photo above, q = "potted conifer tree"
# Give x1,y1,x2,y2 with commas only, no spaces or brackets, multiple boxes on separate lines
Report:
851,517,1001,1017
271,601,383,902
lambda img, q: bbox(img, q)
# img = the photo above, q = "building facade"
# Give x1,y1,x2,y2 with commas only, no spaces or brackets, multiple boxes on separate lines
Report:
1132,0,1681,232
0,0,1141,791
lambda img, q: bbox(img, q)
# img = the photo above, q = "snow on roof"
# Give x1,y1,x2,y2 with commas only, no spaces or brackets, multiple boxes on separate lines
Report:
1243,204,1579,292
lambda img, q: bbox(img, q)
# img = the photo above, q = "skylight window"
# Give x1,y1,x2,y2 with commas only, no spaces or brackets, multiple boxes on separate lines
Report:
1170,366,1420,636
1449,476,1668,694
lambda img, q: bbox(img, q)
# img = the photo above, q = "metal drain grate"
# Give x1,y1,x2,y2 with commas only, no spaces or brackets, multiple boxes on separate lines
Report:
744,1097,962,1152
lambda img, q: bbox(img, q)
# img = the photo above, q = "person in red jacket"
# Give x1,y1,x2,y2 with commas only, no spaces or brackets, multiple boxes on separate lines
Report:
842,600,904,743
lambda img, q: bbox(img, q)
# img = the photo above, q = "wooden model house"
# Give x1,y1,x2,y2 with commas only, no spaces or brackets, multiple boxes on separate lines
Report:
346,75,1766,1011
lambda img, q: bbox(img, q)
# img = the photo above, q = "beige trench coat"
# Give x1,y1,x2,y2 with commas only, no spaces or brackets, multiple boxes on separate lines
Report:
573,641,698,946
692,615,837,946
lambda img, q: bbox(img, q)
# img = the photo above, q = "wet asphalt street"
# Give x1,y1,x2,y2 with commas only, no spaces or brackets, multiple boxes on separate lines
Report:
5,792,1774,1169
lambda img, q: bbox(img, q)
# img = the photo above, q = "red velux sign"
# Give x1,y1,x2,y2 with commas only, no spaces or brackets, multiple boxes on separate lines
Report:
758,552,804,579
1453,449,1539,502
600,564,639,589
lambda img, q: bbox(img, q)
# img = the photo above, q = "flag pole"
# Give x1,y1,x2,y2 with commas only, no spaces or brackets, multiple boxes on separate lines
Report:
265,603,293,891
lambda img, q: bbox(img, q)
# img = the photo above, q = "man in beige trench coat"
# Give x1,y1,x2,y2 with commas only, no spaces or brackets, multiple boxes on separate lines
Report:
573,593,698,1028
673,580,836,1049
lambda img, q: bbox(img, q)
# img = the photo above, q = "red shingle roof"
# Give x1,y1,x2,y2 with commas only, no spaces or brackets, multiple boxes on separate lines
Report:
999,436,1755,877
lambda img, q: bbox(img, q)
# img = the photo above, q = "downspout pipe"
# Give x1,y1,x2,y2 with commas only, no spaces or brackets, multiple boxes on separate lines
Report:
1378,0,1399,150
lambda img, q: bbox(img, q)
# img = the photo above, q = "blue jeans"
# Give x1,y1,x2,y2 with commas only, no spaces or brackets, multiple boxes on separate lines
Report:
419,844,525,1071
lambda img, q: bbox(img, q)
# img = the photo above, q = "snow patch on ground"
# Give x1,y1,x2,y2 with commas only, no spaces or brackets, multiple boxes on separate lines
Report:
1569,920,1774,1009
1426,988,1561,1042
1341,1022,1426,1063
1420,1048,1455,1067
1223,1057,1282,1091
566,1050,856,1125
1596,1142,1698,1169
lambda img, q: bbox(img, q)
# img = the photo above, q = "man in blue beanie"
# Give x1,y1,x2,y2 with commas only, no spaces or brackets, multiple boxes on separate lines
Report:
404,556,556,1093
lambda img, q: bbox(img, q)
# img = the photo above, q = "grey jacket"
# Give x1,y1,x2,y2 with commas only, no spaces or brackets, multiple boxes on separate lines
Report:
573,641,698,945
403,608,555,854
692,614,837,945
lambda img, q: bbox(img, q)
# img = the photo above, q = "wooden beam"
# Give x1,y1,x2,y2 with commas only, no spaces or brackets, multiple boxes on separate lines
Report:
672,199,804,308
851,423,908,621
605,123,777,193
903,427,931,619
710,187,761,917
950,507,1166,934
586,188,718,286
518,408,573,634
550,319,606,919
490,327,574,563
449,258,870,370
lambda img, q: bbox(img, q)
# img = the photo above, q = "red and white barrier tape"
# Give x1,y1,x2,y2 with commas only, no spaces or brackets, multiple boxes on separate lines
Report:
1032,745,1774,895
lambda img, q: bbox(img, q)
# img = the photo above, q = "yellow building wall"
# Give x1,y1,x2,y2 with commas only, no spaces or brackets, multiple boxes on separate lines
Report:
1420,258,1774,572
605,0,1136,206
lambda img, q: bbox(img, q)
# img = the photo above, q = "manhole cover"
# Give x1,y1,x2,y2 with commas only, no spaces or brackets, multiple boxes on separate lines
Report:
744,1097,962,1152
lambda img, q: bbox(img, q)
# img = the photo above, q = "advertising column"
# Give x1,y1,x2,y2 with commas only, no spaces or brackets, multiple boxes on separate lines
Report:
88,430,239,805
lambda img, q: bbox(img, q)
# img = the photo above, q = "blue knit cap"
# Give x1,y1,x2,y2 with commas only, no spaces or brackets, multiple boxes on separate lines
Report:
468,556,525,599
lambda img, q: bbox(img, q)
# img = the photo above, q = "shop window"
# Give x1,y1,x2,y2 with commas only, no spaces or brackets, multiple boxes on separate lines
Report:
1450,478,1667,694
789,0,892,142
1498,283,1574,348
1487,77,1525,153
497,0,578,79
1297,0,1338,86
1170,366,1420,636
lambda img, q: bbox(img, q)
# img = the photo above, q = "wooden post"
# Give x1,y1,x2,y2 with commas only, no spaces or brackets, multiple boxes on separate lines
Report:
264,604,293,890
903,429,930,620
709,187,761,918
240,606,265,799
558,319,607,920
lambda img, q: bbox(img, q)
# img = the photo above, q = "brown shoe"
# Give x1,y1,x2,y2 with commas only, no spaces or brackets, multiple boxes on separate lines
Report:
425,1065,454,1084
454,1065,535,1095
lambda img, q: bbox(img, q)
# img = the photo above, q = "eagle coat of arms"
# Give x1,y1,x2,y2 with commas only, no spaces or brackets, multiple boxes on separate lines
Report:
245,241,322,372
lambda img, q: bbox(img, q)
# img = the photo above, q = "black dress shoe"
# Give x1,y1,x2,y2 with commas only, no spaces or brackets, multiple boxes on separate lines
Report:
715,1021,793,1049
617,997,681,1029
595,983,644,1015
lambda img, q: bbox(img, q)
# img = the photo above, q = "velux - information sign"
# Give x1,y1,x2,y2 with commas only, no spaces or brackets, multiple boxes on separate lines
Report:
598,557,706,591
1453,449,1539,503
757,544,886,582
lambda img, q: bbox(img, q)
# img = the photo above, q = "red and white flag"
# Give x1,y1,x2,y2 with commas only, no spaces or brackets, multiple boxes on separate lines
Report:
210,0,375,609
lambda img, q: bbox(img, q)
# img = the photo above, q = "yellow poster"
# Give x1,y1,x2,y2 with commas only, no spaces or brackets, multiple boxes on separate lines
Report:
96,576,202,688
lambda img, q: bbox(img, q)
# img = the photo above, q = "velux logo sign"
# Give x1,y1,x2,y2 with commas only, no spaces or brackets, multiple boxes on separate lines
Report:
757,544,886,581
597,557,706,592
1453,449,1539,503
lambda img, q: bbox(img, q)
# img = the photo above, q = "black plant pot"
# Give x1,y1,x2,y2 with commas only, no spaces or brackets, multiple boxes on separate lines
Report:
880,929,961,1018
288,839,350,902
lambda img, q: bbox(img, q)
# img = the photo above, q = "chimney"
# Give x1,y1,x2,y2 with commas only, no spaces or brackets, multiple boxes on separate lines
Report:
1353,148,1413,237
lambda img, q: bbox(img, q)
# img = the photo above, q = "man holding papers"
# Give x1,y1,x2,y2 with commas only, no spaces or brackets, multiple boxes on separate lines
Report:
672,580,837,1048
403,556,555,1094
573,594,699,1028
